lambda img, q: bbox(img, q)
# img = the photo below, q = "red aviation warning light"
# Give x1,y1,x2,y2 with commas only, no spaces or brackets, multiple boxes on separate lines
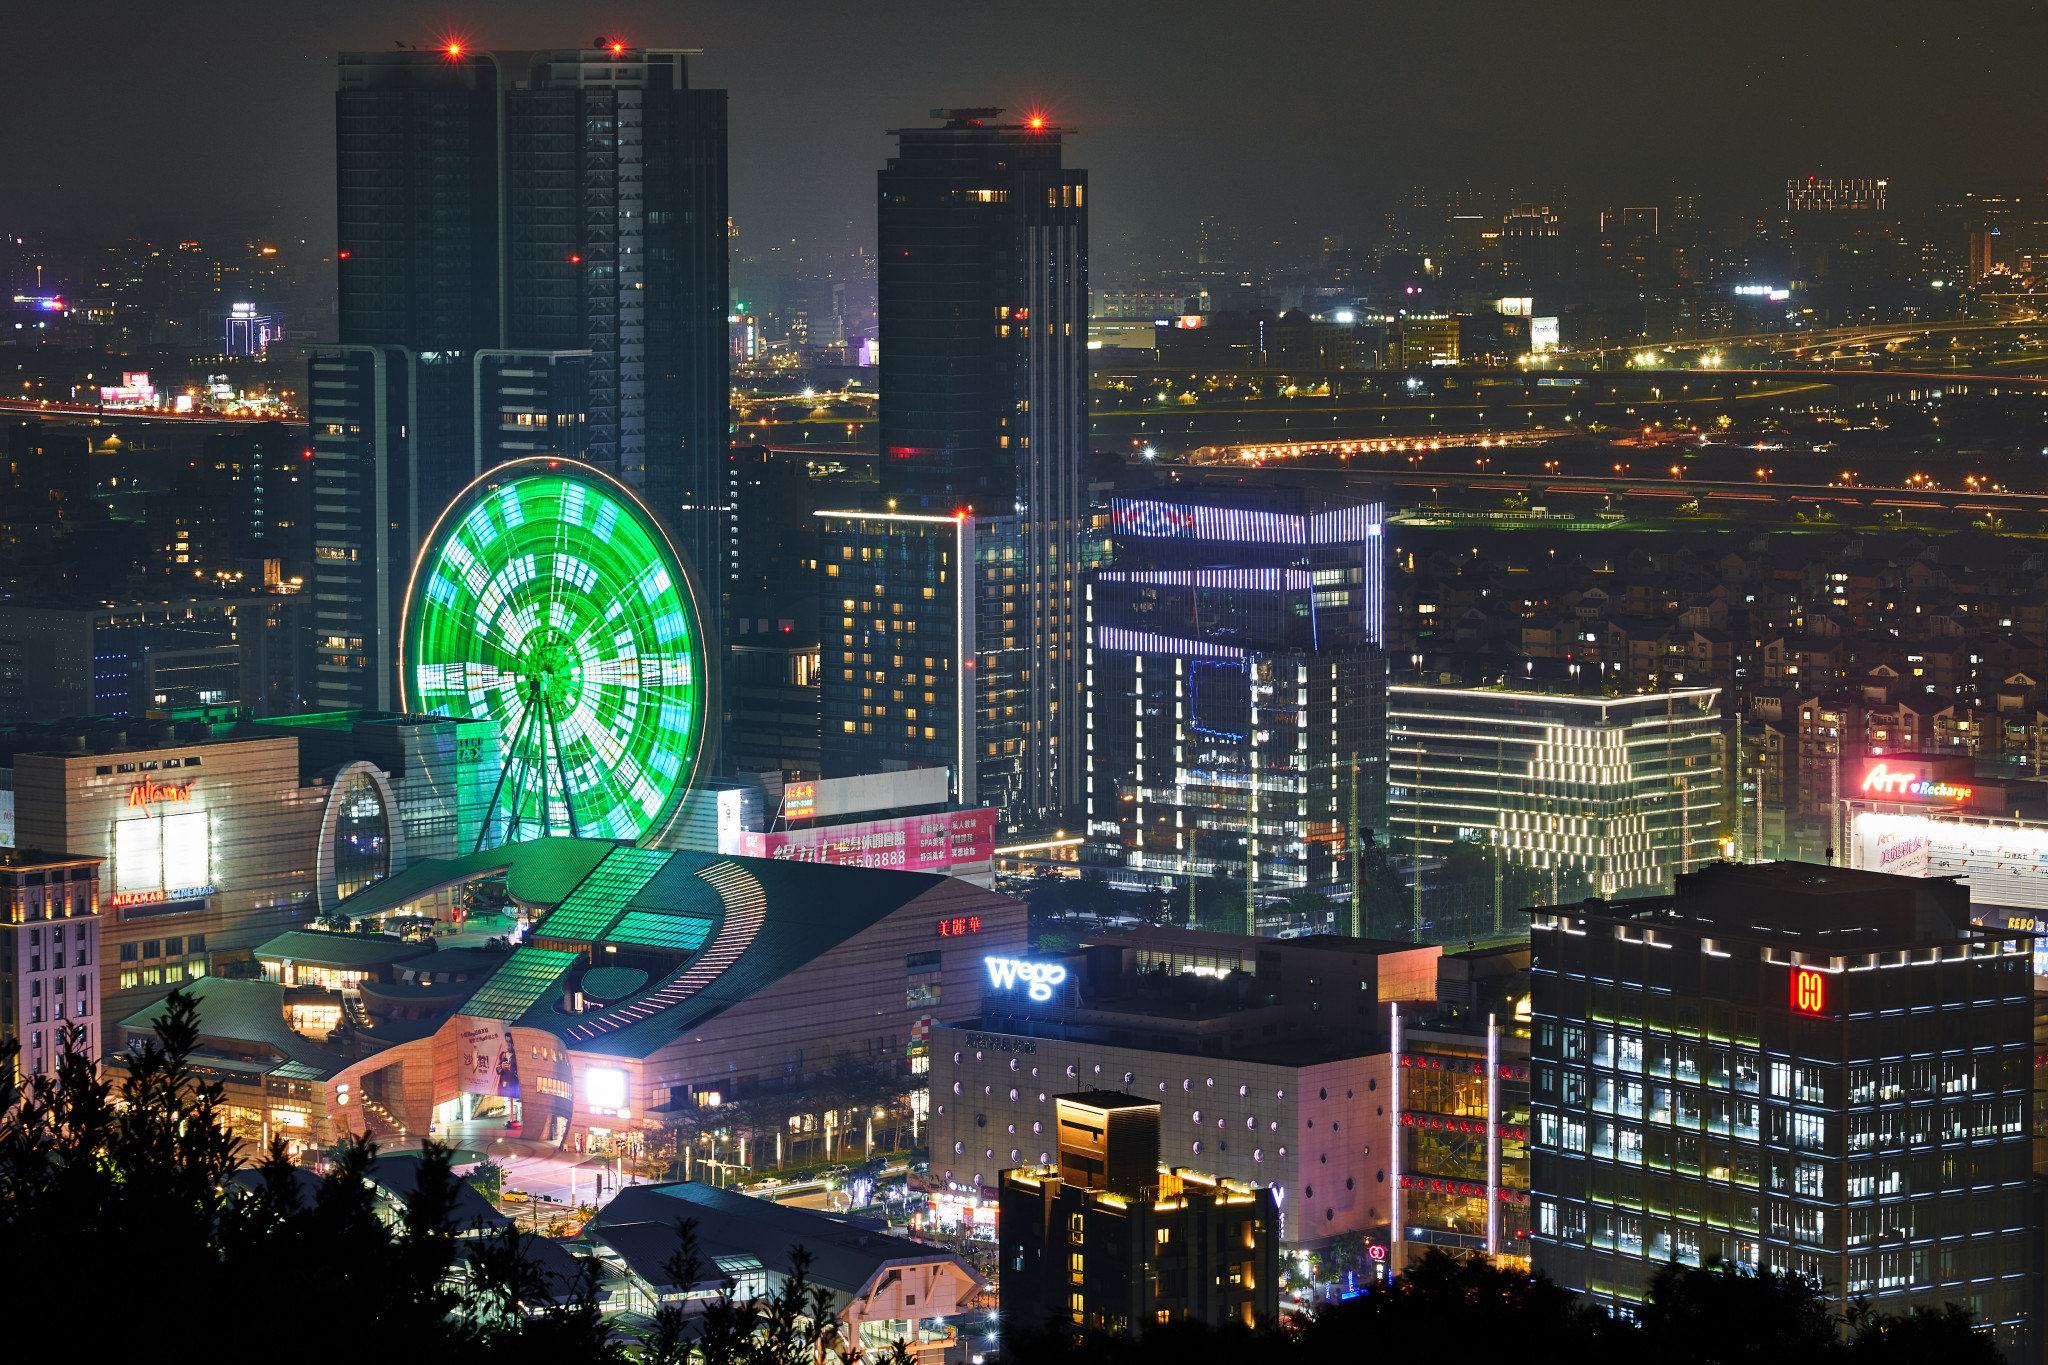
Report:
1792,969,1826,1016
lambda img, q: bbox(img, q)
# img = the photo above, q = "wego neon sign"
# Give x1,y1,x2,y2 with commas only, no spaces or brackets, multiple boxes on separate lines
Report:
1792,969,1827,1016
1859,762,1970,803
126,777,194,808
984,956,1068,1002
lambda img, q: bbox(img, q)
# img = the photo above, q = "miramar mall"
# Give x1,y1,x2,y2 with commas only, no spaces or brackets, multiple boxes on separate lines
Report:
11,460,1021,1163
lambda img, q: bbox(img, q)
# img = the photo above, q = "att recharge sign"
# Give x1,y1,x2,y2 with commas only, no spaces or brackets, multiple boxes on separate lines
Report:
731,808,996,872
1858,759,1972,805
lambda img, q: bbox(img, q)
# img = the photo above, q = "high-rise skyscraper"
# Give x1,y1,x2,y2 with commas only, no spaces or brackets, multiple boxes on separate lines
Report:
1084,489,1389,923
877,108,1087,825
816,509,976,800
310,44,727,713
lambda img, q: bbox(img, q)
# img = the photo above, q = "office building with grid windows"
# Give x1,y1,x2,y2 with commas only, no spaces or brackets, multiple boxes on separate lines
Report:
1084,490,1388,905
816,510,978,804
1527,862,2037,1357
1389,685,1726,904
0,849,102,1083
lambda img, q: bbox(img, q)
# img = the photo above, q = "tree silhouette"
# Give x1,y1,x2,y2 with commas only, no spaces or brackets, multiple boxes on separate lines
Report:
0,990,626,1356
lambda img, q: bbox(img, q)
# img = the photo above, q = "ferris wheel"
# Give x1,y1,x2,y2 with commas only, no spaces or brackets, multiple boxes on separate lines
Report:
401,458,709,849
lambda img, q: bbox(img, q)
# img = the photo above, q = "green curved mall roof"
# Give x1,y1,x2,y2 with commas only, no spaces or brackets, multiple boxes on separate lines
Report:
331,837,973,1059
331,836,616,919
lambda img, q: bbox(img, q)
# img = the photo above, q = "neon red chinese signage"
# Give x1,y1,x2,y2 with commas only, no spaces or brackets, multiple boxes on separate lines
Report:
1792,969,1826,1016
1400,1112,1528,1141
938,915,983,938
1398,1175,1527,1205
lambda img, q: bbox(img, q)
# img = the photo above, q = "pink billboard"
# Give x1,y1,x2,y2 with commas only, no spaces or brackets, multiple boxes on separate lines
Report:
731,808,997,871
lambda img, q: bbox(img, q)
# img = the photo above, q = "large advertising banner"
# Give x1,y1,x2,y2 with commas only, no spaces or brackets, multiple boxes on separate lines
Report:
456,1018,517,1097
1855,812,1932,879
725,808,997,871
1851,811,2048,913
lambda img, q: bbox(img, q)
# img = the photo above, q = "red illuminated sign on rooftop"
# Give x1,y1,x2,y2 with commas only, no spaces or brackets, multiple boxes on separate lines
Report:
1793,969,1827,1016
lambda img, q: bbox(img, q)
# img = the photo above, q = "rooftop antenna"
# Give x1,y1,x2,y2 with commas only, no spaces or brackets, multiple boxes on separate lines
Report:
932,107,1004,129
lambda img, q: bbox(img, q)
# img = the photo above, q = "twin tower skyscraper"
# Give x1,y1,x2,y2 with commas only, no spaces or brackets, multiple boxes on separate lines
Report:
315,50,1086,818
310,45,728,714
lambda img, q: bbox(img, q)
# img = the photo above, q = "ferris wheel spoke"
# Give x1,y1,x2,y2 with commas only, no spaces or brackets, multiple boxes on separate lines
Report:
406,464,703,850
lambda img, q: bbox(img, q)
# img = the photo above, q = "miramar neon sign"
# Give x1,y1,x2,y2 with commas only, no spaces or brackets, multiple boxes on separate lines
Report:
126,776,195,808
1859,763,1970,804
984,956,1068,1002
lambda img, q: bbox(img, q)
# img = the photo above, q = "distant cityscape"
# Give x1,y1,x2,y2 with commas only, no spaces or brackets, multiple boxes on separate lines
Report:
4,24,2048,1365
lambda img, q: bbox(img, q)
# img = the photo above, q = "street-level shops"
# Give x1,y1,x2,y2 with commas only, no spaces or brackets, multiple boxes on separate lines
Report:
117,836,1026,1158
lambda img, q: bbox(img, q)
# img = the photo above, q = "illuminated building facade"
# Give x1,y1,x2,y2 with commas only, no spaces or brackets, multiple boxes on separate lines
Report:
1389,685,1725,902
259,837,1025,1155
1843,756,2048,974
878,109,1088,822
1528,862,2038,1356
317,45,728,713
4,711,497,1040
1391,1011,1531,1273
1085,491,1387,901
1786,178,1889,212
1000,1093,1280,1332
0,849,102,1082
817,511,978,804
932,925,1445,1252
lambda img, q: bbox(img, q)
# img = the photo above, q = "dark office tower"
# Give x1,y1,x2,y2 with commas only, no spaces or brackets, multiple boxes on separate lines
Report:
877,108,1087,825
1528,863,2038,1358
313,45,727,713
1001,1093,1280,1333
1501,205,1562,288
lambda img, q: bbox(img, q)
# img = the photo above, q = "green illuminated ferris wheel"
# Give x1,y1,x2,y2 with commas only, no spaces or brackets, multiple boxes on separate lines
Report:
401,459,709,849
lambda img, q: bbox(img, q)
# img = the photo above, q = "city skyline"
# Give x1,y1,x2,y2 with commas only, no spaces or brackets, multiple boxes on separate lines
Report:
8,1,2045,255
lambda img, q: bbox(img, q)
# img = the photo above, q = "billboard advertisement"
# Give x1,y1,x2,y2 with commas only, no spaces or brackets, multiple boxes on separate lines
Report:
725,807,996,871
1850,811,2048,918
1854,811,1932,878
457,1018,518,1098
1855,757,1974,806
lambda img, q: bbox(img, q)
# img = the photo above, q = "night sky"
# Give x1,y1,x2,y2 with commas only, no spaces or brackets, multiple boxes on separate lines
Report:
13,1,2044,252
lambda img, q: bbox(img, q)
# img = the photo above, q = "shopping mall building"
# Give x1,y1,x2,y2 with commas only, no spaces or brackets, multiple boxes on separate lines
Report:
121,836,1024,1157
926,926,1531,1257
1,708,499,1036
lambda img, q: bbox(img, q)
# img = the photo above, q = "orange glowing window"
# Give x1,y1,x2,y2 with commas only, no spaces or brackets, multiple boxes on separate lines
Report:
1792,969,1826,1016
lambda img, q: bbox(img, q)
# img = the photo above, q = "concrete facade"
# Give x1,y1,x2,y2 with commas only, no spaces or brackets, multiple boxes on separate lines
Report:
930,1023,1390,1250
